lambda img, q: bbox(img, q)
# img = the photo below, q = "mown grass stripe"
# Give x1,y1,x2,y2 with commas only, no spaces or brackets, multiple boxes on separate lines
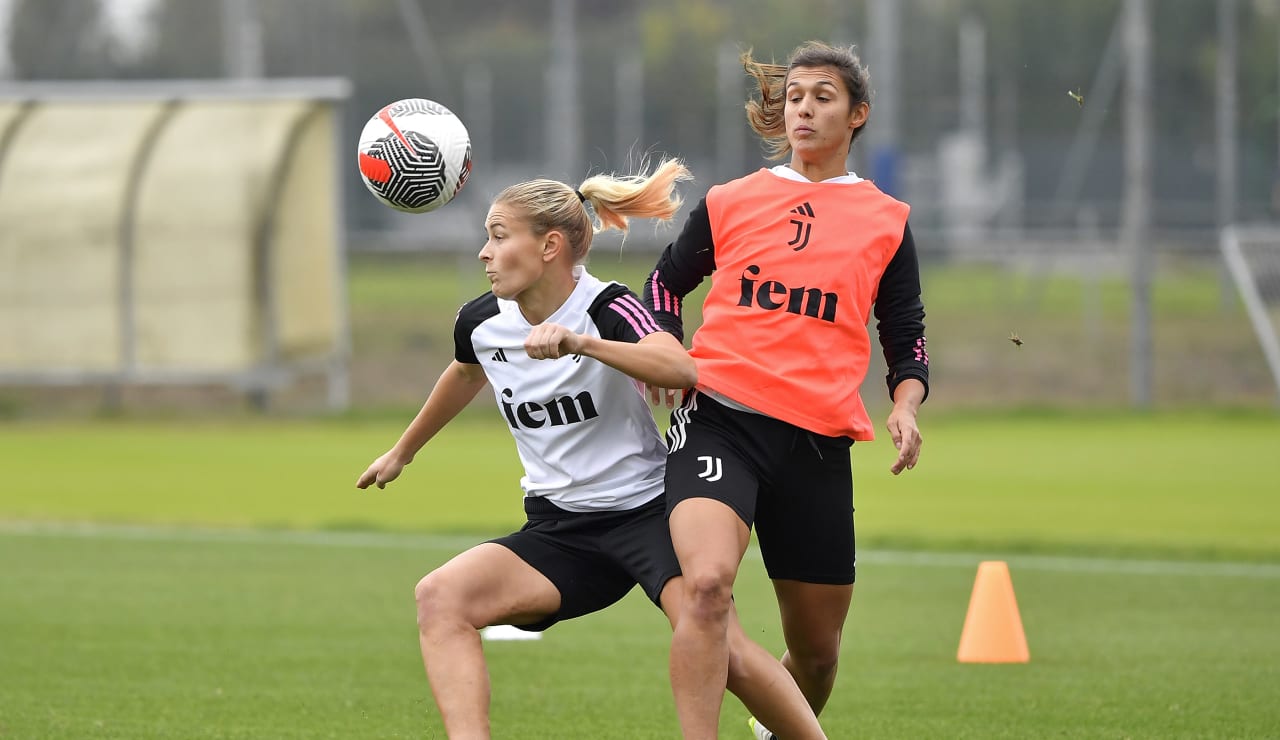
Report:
4,519,1277,579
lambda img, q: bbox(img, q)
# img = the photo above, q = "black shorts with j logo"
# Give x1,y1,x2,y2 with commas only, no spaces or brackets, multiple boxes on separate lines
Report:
664,389,857,584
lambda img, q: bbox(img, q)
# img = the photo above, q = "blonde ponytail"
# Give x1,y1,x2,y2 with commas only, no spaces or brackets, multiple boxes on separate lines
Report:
494,158,692,263
578,158,692,235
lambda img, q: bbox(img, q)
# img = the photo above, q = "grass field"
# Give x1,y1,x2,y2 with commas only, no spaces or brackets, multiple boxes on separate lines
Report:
2,411,1277,559
2,411,1279,738
2,523,1277,739
3,251,1279,738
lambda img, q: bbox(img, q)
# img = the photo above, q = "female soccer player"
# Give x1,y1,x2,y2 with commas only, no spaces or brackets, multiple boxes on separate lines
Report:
356,160,825,740
642,42,930,738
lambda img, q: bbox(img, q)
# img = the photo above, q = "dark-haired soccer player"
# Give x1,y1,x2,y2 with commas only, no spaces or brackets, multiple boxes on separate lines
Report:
643,41,930,739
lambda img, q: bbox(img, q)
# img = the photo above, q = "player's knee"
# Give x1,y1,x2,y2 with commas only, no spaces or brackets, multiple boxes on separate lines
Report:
414,571,464,630
789,638,842,679
682,568,735,621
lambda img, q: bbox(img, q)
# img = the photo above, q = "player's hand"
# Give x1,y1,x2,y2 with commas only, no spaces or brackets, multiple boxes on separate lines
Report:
886,407,922,475
356,450,409,490
647,385,682,409
524,323,582,360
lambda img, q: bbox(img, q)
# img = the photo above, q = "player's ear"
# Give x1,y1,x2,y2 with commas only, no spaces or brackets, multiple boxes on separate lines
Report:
541,230,567,262
848,100,869,130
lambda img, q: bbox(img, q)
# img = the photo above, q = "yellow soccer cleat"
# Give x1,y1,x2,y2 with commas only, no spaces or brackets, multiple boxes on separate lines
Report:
748,716,776,740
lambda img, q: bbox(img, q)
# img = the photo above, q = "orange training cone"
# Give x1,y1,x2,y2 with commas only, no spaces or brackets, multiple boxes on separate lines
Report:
957,560,1029,663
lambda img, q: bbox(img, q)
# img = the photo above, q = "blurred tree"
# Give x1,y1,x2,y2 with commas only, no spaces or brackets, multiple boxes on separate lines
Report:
6,0,114,79
1239,0,1279,193
27,0,1269,228
638,0,728,160
125,0,221,78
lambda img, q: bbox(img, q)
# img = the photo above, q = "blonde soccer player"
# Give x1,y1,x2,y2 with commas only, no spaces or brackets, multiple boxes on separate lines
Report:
358,159,826,740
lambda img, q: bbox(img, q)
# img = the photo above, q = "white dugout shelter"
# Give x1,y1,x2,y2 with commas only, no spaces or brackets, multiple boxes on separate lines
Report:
0,79,351,408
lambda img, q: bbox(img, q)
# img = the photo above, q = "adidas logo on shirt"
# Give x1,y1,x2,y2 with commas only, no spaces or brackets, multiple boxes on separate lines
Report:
490,348,578,363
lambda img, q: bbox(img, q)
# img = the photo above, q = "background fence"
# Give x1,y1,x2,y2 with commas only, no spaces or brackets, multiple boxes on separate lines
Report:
1,0,1279,413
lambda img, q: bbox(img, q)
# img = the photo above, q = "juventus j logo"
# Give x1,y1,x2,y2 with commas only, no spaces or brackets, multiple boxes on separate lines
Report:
788,202,815,251
697,455,723,482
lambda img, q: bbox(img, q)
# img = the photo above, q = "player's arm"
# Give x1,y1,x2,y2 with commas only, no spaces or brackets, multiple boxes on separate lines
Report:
526,326,695,389
873,221,929,475
524,285,697,389
874,221,930,401
887,378,925,475
356,360,488,490
641,197,717,342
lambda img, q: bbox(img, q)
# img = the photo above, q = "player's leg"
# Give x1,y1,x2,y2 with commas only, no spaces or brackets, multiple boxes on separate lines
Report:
663,391,782,738
756,430,857,715
727,610,829,740
620,490,823,740
772,580,854,713
659,580,827,739
667,499,751,739
414,542,560,740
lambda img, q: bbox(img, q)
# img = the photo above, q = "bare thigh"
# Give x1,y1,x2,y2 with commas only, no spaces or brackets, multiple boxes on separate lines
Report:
420,542,562,628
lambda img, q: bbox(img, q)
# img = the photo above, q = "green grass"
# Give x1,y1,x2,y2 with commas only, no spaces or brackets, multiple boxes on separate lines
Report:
858,410,1280,560
2,410,1278,736
4,232,1278,736
920,261,1236,318
1,411,1276,559
2,526,1277,739
0,415,525,534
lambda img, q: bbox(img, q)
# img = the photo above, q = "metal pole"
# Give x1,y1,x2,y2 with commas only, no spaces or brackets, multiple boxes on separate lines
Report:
326,100,351,411
865,0,900,181
715,42,745,184
1049,11,1125,227
114,102,180,410
546,0,580,180
0,0,11,81
221,0,263,79
1220,228,1280,407
463,64,492,209
395,0,454,103
1124,0,1153,407
959,16,986,139
615,45,644,169
1217,0,1239,310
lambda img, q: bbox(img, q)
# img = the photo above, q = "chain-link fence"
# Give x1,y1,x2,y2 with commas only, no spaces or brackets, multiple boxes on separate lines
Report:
2,0,1278,412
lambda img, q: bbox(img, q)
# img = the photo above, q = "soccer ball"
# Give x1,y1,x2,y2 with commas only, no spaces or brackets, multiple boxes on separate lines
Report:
357,98,472,214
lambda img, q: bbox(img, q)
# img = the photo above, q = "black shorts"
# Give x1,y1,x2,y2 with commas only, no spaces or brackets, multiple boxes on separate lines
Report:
664,390,857,584
488,495,680,632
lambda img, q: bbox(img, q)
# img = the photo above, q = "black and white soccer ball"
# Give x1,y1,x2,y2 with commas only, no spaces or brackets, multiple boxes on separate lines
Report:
357,98,472,214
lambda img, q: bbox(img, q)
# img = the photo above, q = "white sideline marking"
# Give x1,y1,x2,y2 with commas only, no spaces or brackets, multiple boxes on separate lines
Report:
2,520,1278,580
0,519,483,551
853,549,1280,580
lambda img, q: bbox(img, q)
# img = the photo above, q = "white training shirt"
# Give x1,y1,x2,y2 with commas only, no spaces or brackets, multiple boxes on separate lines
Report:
768,164,865,184
454,268,669,512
